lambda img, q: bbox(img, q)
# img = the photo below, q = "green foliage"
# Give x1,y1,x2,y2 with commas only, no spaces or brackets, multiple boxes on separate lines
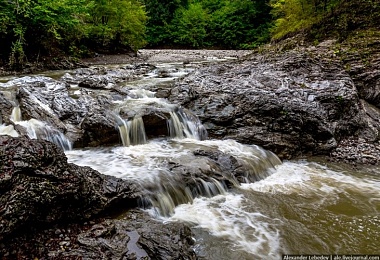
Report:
143,0,188,46
207,0,271,48
269,0,379,41
170,3,208,47
0,0,147,67
144,0,272,49
85,0,147,52
270,0,313,39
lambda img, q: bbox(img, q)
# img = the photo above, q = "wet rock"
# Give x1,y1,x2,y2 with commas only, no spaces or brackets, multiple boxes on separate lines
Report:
340,37,380,108
0,136,142,240
53,210,196,260
1,75,128,148
0,92,14,124
169,48,377,159
79,76,112,89
330,137,380,165
0,209,196,260
142,112,170,138
78,109,120,147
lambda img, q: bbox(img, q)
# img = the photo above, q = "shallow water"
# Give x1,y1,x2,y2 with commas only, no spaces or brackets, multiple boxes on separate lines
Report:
163,160,380,259
67,141,380,259
2,55,379,258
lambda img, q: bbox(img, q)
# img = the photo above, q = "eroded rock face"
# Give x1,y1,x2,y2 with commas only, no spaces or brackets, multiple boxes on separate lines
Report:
340,37,380,109
0,209,196,259
0,92,14,125
0,136,142,240
52,210,196,260
0,64,182,148
168,50,379,159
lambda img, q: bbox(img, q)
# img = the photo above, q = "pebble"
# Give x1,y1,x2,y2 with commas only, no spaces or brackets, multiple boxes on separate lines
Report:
59,241,70,247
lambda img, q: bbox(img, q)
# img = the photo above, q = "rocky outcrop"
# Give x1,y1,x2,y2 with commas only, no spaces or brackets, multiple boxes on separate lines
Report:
168,45,380,160
0,209,196,259
0,64,183,148
339,34,380,109
53,210,196,259
0,91,14,125
0,136,142,240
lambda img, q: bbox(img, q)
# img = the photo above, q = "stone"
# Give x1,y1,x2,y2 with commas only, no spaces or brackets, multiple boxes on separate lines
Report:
0,136,142,240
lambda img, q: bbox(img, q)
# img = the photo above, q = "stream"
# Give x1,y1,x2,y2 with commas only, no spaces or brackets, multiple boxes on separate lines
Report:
1,55,379,259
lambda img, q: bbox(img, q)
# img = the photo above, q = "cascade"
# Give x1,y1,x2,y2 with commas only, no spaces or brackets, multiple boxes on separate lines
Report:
7,106,72,150
10,105,22,122
2,56,377,259
168,108,207,140
168,111,184,139
129,116,147,145
0,124,19,137
115,89,207,145
0,106,20,137
16,119,72,150
114,113,131,146
116,115,147,146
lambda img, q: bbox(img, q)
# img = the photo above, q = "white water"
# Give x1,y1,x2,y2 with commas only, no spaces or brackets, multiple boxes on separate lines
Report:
0,124,19,137
2,106,72,150
160,161,380,259
2,59,379,258
115,88,207,145
65,60,380,258
165,194,281,259
66,137,380,258
66,138,279,185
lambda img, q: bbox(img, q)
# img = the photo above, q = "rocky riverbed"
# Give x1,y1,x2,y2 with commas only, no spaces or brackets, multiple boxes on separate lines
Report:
0,45,379,259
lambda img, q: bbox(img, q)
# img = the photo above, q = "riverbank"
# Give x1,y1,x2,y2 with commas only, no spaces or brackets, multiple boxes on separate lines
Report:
1,47,379,165
0,49,252,77
1,44,379,259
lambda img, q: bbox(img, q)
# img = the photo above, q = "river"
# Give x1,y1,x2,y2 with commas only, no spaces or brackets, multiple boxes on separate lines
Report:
1,54,379,259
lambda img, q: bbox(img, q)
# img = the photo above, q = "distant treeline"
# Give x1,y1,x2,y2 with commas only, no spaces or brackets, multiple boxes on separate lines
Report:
1,0,378,67
144,0,271,49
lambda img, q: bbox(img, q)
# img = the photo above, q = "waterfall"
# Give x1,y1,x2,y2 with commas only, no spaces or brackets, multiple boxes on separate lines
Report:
114,85,207,145
147,177,227,217
10,106,22,122
7,106,72,150
0,124,19,137
116,108,207,146
116,115,147,146
16,119,72,150
168,108,207,140
0,106,21,137
118,120,131,146
168,111,184,139
129,116,147,145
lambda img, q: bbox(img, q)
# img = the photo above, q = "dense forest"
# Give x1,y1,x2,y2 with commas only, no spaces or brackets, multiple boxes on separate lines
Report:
0,0,379,68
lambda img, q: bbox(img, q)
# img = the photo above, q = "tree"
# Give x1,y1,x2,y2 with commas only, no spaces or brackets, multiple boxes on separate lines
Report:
0,0,148,66
85,0,147,52
143,0,188,46
208,0,272,48
170,3,208,47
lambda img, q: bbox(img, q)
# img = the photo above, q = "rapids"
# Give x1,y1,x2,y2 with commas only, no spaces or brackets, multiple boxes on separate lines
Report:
1,55,379,259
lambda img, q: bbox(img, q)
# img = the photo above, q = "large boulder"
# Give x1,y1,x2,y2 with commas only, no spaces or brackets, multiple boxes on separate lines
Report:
340,34,380,108
0,136,142,240
52,210,196,260
169,47,378,159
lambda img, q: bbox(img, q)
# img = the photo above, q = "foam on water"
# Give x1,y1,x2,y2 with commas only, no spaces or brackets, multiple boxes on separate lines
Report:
241,160,380,205
0,124,19,137
66,140,192,183
164,194,281,259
